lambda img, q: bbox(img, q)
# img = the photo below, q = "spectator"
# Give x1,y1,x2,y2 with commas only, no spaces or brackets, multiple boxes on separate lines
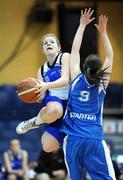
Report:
0,163,5,180
3,139,29,180
34,148,68,180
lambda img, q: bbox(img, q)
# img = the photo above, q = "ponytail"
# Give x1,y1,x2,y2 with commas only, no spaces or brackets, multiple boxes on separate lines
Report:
83,54,110,86
85,67,110,85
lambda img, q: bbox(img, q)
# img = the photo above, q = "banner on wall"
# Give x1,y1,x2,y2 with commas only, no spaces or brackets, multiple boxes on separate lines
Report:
117,121,123,134
104,119,123,134
104,121,117,134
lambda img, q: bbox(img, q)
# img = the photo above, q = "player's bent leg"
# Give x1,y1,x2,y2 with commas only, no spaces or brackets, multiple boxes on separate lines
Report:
35,173,51,180
41,131,60,152
8,174,16,180
36,101,63,125
85,140,116,180
16,101,63,134
23,174,29,180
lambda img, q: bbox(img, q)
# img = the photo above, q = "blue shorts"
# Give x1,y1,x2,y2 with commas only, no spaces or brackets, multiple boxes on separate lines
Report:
42,95,67,145
63,136,116,180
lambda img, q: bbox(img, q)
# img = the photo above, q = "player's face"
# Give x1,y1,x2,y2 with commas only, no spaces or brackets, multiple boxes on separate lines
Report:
10,140,20,154
42,36,60,55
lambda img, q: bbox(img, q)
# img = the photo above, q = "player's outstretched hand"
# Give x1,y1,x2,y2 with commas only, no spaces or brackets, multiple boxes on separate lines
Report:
95,15,108,34
80,8,95,26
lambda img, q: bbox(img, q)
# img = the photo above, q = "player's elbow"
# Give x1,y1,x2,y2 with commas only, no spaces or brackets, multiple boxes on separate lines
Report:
63,77,69,86
111,51,113,59
110,52,113,60
106,54,113,63
107,49,113,60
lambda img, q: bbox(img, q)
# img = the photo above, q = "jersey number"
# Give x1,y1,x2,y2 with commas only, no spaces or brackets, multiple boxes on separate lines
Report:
79,91,90,102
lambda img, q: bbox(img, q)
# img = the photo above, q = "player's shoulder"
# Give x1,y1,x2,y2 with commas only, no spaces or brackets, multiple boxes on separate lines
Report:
62,52,70,58
22,149,28,157
61,52,70,62
37,63,45,74
37,67,41,73
3,151,8,156
62,52,70,56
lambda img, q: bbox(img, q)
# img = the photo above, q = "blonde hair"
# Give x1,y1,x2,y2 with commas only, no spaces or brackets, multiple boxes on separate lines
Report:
41,33,61,50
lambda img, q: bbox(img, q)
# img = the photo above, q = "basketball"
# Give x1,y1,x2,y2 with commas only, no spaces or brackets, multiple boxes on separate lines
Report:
17,77,40,103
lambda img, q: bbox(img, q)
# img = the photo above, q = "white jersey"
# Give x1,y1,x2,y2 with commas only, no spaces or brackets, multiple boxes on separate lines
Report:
41,53,70,100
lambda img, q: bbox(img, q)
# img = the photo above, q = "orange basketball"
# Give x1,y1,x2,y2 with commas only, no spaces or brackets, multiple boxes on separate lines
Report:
17,77,40,103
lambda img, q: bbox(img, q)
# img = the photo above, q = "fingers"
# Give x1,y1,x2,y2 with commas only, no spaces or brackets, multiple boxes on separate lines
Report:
37,93,41,100
82,8,94,17
34,86,41,93
34,88,41,93
80,8,95,25
94,24,99,30
94,24,98,28
81,10,83,16
99,14,108,23
36,93,44,103
81,8,108,25
89,10,94,17
89,17,95,23
36,93,42,102
84,8,87,14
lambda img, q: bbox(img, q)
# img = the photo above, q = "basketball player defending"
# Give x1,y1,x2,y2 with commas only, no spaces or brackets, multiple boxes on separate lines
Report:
16,34,70,152
61,9,116,179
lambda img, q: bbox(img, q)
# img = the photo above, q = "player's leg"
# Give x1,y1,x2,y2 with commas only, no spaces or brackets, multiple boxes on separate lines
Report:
41,118,65,152
36,101,63,125
35,173,51,180
16,96,64,134
84,139,116,180
23,174,29,180
63,136,85,180
41,131,60,152
7,174,16,180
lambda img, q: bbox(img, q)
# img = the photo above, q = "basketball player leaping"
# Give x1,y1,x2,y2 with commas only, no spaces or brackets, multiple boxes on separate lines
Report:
61,9,116,180
16,34,70,152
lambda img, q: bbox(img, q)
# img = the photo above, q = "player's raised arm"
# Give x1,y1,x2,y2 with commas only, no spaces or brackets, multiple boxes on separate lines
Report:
95,15,113,88
70,8,95,81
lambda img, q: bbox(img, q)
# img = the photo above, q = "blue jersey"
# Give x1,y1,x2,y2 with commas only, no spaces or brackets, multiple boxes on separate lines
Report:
41,53,69,100
8,150,22,170
61,73,106,140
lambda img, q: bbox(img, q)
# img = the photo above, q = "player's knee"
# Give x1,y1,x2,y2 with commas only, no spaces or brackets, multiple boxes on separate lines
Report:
41,131,60,152
36,173,50,180
42,145,51,153
47,103,63,116
49,107,62,117
8,174,16,180
40,106,63,123
42,143,58,153
23,174,29,180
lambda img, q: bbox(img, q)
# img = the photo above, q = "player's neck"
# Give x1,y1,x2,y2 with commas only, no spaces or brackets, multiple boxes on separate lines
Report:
46,53,59,66
12,151,18,157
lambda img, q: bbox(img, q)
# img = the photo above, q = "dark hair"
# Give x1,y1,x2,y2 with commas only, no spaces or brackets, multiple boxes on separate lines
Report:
83,54,109,85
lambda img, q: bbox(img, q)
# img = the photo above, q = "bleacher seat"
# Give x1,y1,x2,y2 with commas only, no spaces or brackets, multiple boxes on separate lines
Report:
105,83,122,108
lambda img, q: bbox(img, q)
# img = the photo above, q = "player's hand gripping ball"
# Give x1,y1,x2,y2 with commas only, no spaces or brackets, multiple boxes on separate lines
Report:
17,77,41,103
